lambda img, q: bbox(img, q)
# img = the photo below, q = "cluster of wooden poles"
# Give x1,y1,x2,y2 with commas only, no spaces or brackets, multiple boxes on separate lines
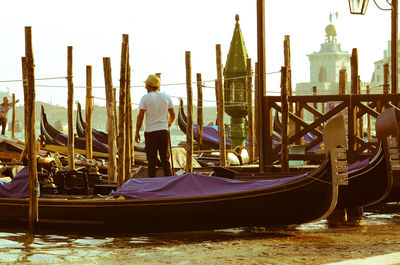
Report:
21,27,260,233
22,28,138,233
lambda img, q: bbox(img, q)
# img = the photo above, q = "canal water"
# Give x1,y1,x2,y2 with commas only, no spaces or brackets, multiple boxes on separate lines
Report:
0,202,399,264
5,125,188,147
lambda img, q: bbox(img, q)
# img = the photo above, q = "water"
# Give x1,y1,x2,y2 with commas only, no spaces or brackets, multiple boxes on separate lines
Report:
0,203,400,264
6,126,187,147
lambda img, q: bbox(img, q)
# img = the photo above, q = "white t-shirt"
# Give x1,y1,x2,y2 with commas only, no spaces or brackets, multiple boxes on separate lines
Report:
138,92,173,132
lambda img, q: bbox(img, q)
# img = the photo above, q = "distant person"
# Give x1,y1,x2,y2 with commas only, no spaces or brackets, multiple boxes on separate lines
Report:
0,97,19,135
135,74,175,178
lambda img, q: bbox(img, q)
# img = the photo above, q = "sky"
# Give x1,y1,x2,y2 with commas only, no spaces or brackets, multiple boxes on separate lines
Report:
0,0,394,108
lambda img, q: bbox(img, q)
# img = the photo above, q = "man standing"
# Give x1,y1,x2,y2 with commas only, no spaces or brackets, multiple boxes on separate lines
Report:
135,74,175,178
0,97,19,135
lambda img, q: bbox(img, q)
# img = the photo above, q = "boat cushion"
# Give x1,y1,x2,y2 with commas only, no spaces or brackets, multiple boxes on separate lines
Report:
114,172,308,199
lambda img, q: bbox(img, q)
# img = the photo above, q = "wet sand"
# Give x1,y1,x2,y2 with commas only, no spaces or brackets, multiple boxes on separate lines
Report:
0,202,399,264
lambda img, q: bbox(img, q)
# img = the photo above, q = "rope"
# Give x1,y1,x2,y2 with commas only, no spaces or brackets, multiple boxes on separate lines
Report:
0,70,281,89
0,76,67,83
306,174,336,185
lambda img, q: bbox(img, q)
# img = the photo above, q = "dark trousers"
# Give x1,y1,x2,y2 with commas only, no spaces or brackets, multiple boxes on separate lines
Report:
0,117,7,135
145,130,172,178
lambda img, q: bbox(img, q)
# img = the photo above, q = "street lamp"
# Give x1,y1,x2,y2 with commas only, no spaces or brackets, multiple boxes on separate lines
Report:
348,0,369,14
348,0,398,95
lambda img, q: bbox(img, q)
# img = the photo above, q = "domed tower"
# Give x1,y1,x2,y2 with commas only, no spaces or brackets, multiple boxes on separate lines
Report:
223,14,250,149
296,12,351,96
325,23,337,42
294,12,356,122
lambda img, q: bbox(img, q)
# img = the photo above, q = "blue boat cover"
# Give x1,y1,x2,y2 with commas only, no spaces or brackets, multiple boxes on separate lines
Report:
114,172,308,199
0,167,30,198
192,125,250,148
193,125,231,147
347,158,369,171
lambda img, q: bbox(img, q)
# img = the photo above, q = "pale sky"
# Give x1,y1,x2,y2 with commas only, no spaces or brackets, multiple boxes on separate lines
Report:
0,0,394,108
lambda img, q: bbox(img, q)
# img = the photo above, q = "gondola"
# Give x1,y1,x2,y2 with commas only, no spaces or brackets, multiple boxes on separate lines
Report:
324,113,393,209
75,102,146,153
178,98,281,151
178,98,231,149
217,113,393,211
177,99,247,165
374,107,400,203
0,150,341,233
40,105,149,163
76,102,108,144
40,105,109,156
0,136,26,161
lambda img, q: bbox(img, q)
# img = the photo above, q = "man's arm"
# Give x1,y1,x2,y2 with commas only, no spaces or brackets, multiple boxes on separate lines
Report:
168,108,175,127
135,109,145,143
7,99,19,108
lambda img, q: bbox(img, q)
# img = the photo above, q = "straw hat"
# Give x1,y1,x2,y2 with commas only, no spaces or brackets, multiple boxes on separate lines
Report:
144,74,160,88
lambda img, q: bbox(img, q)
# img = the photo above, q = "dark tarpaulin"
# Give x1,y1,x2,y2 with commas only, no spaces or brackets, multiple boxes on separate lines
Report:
0,167,30,198
114,172,308,199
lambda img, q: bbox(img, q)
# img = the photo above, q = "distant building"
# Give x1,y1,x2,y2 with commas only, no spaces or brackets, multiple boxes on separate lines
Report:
295,13,367,122
369,39,400,93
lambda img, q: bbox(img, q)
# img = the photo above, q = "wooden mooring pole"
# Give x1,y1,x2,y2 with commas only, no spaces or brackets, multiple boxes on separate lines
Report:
25,26,38,234
254,62,259,159
312,86,318,123
283,36,300,144
367,85,371,139
384,63,390,94
126,64,135,166
348,48,359,163
284,35,292,113
280,66,289,172
117,35,128,186
256,0,266,173
21,57,28,142
11,93,16,139
357,77,363,139
216,44,227,167
246,58,254,163
123,35,132,179
67,46,75,170
196,73,203,151
103,57,117,182
185,51,194,173
85,65,93,159
339,69,347,95
126,64,133,173
113,87,118,137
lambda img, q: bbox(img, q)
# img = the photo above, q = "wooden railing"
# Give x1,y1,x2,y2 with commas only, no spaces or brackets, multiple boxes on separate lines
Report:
262,93,400,168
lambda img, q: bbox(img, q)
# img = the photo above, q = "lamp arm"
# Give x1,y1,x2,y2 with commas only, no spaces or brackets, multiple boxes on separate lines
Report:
373,0,392,11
